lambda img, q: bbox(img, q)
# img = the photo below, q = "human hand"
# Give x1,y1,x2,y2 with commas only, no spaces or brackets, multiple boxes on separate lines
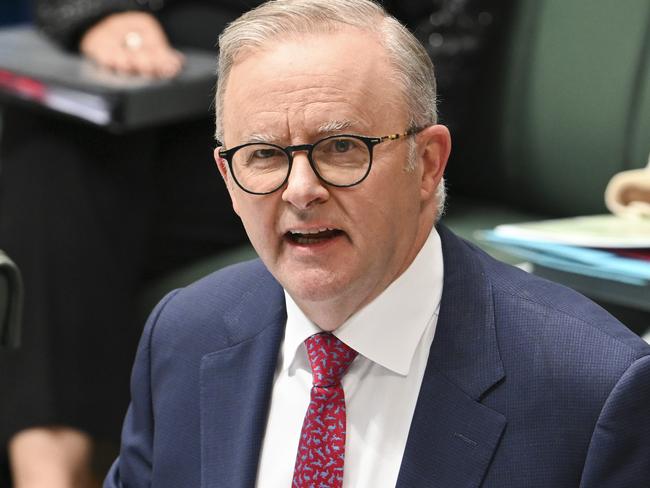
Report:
80,11,184,78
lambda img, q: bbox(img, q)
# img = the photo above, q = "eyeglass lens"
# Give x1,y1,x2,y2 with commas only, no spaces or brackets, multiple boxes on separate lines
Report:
230,136,371,194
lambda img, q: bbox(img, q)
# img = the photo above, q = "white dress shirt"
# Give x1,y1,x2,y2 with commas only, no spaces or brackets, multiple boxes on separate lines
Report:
255,229,444,487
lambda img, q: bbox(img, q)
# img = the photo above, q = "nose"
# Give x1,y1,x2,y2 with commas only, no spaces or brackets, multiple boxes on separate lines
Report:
281,152,329,210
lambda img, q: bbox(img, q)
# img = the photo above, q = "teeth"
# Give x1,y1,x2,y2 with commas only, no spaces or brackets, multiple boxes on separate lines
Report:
289,227,335,235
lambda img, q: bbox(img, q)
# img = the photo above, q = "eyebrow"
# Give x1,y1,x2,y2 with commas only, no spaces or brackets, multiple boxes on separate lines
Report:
239,120,359,146
242,132,277,144
316,120,357,134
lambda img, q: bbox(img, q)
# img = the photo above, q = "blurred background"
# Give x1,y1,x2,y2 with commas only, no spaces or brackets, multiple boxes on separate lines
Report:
0,1,30,27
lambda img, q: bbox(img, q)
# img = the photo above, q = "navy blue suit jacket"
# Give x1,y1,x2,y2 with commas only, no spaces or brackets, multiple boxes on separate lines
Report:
105,226,650,487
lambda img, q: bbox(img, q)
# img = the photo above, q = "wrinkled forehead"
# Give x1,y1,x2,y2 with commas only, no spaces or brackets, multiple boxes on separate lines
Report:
221,30,408,142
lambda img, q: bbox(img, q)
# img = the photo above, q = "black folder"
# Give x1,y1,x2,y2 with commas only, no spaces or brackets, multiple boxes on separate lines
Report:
0,26,218,132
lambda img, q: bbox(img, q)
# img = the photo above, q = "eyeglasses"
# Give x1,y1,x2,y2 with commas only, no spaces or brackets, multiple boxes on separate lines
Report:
216,127,425,195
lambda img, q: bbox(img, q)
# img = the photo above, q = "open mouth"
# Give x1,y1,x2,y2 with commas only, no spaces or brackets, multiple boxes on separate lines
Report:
285,228,345,245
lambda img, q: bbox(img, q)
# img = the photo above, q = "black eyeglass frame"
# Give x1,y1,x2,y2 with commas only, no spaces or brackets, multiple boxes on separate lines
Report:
216,126,426,195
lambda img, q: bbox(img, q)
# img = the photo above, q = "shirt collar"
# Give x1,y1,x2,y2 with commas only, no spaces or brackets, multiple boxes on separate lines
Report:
282,228,444,376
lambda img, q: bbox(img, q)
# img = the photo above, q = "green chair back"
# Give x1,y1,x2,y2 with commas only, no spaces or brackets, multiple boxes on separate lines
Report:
499,0,650,215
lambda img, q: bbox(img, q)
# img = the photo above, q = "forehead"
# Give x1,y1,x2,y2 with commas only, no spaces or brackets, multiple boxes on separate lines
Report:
222,29,407,143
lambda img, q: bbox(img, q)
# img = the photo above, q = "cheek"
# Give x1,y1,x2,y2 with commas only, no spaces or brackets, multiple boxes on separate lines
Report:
236,200,260,231
344,194,400,249
235,199,277,245
374,179,421,238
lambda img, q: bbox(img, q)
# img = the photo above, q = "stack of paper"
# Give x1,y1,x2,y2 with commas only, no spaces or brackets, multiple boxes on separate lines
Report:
477,215,650,286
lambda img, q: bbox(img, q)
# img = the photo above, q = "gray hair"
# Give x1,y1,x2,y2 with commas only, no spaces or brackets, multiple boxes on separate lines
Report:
215,0,446,219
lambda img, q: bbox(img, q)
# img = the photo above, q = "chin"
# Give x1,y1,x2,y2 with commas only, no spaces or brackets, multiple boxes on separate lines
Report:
280,266,353,305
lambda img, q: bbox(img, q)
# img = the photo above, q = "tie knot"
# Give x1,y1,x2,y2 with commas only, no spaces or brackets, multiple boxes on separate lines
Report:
304,333,357,387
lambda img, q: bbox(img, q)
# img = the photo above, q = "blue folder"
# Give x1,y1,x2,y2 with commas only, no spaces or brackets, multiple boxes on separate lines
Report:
477,231,650,286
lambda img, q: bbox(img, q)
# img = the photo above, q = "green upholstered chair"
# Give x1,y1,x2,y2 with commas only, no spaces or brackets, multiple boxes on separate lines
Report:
444,0,650,240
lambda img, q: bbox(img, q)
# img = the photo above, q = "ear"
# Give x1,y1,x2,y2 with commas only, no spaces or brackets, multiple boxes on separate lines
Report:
417,124,451,202
213,147,240,215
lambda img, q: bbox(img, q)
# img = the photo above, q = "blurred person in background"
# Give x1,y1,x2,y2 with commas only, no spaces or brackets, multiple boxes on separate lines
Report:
0,1,259,486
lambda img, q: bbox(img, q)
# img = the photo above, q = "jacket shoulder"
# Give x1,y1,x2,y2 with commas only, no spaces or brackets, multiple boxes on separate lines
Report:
450,238,650,404
145,258,285,354
477,247,649,359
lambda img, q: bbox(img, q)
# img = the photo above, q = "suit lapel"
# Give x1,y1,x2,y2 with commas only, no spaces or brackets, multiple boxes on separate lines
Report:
397,226,506,487
199,274,286,488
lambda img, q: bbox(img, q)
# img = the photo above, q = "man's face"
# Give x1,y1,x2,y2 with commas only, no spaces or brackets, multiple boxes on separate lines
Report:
217,29,448,328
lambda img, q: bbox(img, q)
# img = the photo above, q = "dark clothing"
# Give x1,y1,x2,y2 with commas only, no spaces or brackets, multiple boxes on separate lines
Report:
32,0,258,50
0,0,258,446
391,0,513,197
0,108,249,443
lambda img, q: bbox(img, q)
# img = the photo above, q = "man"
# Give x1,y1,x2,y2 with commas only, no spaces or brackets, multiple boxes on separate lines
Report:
105,1,650,487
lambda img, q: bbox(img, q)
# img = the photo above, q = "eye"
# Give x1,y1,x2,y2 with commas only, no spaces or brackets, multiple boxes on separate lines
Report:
333,139,352,152
252,148,281,159
319,137,362,154
239,145,286,169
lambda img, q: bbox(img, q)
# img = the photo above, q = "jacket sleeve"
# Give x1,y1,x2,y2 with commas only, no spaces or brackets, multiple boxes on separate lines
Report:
103,290,178,488
31,0,150,50
579,354,650,487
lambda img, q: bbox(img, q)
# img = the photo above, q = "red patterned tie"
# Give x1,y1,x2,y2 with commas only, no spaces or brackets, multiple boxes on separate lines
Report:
292,333,358,488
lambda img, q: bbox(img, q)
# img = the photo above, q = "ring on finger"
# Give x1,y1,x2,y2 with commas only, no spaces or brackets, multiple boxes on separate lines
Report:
124,31,143,50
